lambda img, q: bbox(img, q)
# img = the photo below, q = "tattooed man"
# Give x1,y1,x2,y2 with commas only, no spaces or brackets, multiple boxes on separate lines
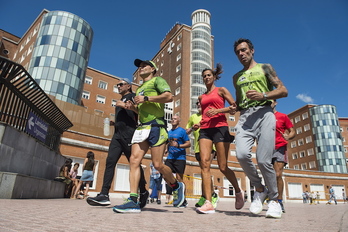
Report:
230,38,288,219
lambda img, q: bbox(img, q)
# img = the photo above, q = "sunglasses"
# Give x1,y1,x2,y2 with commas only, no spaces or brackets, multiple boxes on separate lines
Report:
117,82,127,87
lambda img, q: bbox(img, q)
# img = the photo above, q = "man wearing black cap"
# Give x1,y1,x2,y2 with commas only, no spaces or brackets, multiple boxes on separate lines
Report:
113,59,186,213
87,78,148,208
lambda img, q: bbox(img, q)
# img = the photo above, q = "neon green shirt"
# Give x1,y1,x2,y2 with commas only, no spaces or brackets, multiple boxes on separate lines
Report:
186,113,216,153
235,63,273,110
186,113,202,153
136,76,171,124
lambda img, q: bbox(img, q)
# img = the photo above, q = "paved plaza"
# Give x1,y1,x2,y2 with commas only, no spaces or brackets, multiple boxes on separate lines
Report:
0,197,347,232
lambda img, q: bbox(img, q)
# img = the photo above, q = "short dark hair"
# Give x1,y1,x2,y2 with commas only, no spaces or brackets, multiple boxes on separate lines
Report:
233,38,254,53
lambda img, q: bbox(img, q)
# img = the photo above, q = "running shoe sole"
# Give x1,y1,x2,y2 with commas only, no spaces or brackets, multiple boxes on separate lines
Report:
86,198,111,206
112,207,141,213
196,208,215,214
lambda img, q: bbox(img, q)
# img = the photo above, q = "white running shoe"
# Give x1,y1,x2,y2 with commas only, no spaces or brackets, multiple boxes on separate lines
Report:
266,200,282,218
249,187,268,214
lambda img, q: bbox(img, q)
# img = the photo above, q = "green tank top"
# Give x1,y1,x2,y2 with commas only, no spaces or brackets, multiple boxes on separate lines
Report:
136,76,171,124
235,63,273,110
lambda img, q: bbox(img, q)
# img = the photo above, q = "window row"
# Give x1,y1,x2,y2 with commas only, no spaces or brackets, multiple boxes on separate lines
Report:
36,35,90,60
293,112,309,123
290,136,313,147
43,13,92,39
293,161,316,170
82,91,118,106
292,148,314,159
296,123,311,134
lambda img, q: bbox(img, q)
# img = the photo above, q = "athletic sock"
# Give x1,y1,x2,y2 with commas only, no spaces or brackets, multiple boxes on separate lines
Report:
130,193,138,203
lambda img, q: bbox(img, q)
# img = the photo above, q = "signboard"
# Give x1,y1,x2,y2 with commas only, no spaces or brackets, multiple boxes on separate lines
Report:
25,112,48,142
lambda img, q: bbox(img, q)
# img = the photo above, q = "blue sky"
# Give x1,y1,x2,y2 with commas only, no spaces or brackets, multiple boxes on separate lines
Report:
1,0,348,117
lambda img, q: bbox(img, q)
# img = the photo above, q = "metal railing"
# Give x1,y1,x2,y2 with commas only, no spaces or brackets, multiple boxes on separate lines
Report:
0,56,73,151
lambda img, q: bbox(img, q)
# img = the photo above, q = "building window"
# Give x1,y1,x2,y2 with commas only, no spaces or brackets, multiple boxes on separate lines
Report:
296,127,302,134
301,163,307,170
309,161,316,169
291,141,297,148
111,99,117,107
161,60,164,66
160,70,163,76
177,53,181,61
177,33,182,40
298,139,304,146
26,36,31,45
304,124,310,132
114,164,130,191
294,116,301,123
96,95,106,104
307,148,314,156
294,165,300,170
28,45,33,55
177,43,182,51
176,64,181,72
175,87,181,95
175,99,180,107
299,151,305,158
98,81,108,89
20,54,25,63
292,153,298,159
85,76,92,85
82,91,90,99
94,109,104,116
176,75,181,84
229,116,235,121
302,112,308,120
305,136,312,143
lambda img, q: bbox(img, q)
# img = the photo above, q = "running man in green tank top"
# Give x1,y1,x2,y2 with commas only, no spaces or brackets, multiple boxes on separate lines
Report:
231,38,288,219
113,59,186,213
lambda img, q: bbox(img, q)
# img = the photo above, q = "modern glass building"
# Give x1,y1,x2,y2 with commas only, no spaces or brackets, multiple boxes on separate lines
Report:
28,11,93,105
309,105,347,173
190,9,212,113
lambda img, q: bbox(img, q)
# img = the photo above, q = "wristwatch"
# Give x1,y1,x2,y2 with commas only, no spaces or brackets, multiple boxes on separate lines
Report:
144,96,149,102
263,92,268,100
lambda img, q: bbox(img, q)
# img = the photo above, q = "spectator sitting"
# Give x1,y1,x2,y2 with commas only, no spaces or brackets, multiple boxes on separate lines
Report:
55,158,73,198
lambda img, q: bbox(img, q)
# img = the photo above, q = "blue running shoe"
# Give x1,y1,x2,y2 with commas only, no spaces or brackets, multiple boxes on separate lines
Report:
113,198,140,213
173,182,185,207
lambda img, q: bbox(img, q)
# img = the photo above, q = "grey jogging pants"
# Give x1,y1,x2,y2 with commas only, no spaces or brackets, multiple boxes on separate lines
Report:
235,105,278,200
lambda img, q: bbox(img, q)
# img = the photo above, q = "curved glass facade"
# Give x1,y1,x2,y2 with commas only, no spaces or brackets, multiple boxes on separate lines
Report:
190,9,212,113
28,11,93,105
309,105,347,173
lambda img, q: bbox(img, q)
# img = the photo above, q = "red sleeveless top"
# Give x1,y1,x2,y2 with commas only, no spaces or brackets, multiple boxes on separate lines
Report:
200,87,228,129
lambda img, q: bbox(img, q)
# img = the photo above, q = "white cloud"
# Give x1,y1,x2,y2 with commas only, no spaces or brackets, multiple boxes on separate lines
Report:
296,94,314,104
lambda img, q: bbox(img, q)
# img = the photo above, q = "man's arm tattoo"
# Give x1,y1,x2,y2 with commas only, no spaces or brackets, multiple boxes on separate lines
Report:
262,64,282,87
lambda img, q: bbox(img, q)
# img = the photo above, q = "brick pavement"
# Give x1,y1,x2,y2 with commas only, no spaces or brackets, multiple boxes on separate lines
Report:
0,197,347,232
